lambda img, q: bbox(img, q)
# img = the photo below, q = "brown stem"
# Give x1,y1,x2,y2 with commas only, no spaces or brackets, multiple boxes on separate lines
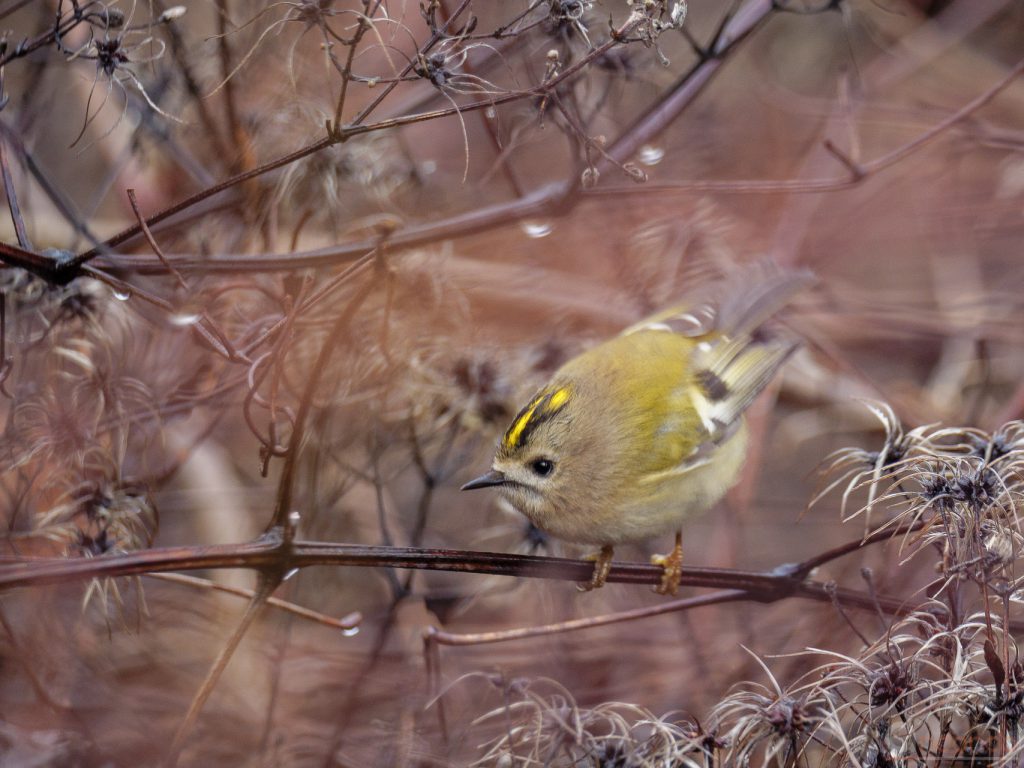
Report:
215,0,245,176
41,4,775,283
427,589,749,647
0,534,972,627
146,573,361,631
591,55,1024,198
163,575,276,767
0,138,30,250
64,9,642,281
268,267,377,529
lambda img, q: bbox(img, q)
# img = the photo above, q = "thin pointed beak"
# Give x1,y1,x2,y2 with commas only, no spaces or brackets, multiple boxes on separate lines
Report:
461,469,507,491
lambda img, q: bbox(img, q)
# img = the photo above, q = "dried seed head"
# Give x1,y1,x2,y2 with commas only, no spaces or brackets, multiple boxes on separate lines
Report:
452,356,512,425
96,7,126,28
869,662,915,711
983,522,1017,566
764,696,810,736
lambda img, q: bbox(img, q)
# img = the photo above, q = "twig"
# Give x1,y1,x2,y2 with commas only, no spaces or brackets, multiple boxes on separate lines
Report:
267,262,378,530
163,575,276,767
590,55,1024,198
62,6,642,282
146,572,361,631
79,13,1020,284
8,0,759,281
215,0,245,176
0,138,30,250
426,589,749,647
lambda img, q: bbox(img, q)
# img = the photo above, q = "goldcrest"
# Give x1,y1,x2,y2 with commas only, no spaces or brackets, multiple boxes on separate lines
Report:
462,262,811,595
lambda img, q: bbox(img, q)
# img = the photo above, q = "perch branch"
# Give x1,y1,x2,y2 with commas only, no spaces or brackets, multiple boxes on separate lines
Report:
0,520,979,628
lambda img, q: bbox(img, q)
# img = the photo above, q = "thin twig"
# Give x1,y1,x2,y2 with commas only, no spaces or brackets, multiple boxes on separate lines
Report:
146,572,361,631
268,262,378,530
591,55,1024,198
0,138,30,250
427,589,749,647
163,574,277,767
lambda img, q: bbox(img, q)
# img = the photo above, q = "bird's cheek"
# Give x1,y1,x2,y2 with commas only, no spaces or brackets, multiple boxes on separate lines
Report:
494,483,522,510
500,485,543,521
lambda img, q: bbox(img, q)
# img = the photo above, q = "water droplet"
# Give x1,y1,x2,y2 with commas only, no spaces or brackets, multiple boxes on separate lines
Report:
112,287,132,301
283,567,299,582
170,312,201,327
638,145,665,166
521,220,553,239
485,107,496,119
343,626,360,637
42,247,75,267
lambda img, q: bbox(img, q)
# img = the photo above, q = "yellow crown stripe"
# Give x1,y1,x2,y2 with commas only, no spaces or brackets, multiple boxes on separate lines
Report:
504,399,541,449
503,386,572,450
547,386,570,410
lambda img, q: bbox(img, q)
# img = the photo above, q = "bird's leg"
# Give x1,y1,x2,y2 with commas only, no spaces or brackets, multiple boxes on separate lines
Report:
577,545,614,592
651,531,684,596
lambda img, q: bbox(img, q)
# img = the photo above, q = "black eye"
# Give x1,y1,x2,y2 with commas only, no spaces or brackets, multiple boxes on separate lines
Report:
530,458,554,477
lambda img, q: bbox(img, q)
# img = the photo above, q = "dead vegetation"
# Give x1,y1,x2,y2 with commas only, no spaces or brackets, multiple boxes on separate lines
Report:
0,0,1023,765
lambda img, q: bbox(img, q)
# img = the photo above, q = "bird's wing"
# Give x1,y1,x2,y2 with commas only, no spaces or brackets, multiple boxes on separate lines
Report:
632,262,812,477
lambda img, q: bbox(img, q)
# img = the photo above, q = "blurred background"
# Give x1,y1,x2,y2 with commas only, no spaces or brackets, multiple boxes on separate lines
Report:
0,0,1023,764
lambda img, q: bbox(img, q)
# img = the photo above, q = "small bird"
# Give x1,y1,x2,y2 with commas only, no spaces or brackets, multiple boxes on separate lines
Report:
461,262,811,595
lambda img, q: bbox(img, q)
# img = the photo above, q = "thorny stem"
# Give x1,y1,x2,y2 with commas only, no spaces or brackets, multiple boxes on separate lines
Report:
97,181,571,275
0,0,755,278
165,516,300,764
0,523,1007,628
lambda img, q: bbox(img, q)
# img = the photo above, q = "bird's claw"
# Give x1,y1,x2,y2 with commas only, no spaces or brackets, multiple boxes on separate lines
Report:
578,545,614,592
651,532,684,596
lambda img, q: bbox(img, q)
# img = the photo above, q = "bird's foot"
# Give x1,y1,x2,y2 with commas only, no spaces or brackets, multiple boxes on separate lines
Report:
650,532,683,596
578,545,614,592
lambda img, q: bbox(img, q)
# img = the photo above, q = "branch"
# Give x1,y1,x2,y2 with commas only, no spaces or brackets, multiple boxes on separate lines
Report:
9,2,773,286
0,523,960,626
589,54,1024,197
426,590,750,647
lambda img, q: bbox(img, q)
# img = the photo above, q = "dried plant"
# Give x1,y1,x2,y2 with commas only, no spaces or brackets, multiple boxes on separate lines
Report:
0,1,1022,765
434,410,1024,766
